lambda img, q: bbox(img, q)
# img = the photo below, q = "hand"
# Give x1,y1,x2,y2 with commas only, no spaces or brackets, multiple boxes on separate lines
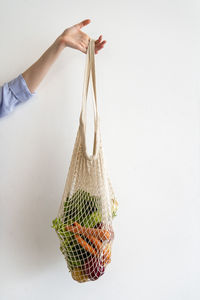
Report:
59,19,106,54
22,20,106,93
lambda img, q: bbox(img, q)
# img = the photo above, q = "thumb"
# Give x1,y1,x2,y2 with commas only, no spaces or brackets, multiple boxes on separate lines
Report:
76,19,91,29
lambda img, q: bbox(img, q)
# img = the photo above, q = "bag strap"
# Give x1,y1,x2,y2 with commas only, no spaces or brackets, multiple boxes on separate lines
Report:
79,39,100,160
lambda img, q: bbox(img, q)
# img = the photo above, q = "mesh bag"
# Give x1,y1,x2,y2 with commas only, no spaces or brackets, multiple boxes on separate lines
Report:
52,39,118,282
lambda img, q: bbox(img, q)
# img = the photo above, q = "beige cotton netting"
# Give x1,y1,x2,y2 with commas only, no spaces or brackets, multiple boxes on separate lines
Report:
52,39,118,282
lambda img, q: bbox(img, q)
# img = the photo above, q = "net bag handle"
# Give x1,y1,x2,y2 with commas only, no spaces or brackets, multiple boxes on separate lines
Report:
79,38,100,160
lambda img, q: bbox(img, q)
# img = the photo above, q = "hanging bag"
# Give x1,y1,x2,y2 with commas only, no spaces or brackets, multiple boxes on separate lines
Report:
52,39,118,283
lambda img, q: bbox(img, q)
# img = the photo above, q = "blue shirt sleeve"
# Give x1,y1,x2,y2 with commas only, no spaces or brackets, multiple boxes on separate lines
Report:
0,74,36,118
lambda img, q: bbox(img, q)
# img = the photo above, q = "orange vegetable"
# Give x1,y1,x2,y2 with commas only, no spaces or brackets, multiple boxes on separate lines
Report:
73,223,111,264
85,234,102,251
74,234,97,256
102,244,111,264
85,234,111,265
65,222,111,241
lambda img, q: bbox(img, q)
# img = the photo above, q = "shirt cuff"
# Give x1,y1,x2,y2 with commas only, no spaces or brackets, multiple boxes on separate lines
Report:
8,74,36,103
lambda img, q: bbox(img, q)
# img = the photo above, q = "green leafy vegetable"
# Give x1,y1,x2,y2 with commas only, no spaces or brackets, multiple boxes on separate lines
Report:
82,211,102,228
63,189,100,226
52,217,90,269
52,189,117,271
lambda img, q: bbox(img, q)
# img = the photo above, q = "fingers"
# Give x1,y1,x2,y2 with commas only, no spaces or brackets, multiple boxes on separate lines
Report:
95,35,103,44
95,36,106,54
80,35,106,54
76,19,91,29
95,35,106,47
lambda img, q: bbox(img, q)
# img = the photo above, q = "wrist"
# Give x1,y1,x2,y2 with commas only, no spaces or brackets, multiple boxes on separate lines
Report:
54,36,66,51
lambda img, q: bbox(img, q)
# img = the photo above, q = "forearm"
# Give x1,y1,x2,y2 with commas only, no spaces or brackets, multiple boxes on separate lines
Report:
22,37,65,93
22,20,106,94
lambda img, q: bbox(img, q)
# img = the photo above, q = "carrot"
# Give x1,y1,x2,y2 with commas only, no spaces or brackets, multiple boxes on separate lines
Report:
74,234,97,256
68,222,111,241
75,233,110,264
86,234,111,264
74,222,103,241
84,234,103,252
76,227,111,265
102,244,111,264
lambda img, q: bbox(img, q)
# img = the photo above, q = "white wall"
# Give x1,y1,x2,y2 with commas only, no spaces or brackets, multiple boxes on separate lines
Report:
0,0,200,299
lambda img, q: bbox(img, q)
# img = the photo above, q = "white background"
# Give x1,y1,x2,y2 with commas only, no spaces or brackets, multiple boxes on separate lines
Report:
0,0,200,299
